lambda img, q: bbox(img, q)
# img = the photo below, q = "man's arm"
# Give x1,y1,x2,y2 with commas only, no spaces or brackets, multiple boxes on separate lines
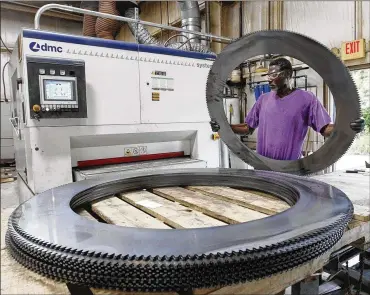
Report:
210,121,255,135
308,93,333,136
210,97,261,134
231,123,255,135
320,123,334,137
321,119,365,137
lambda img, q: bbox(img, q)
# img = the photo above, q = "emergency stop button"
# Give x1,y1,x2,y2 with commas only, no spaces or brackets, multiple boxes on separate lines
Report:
32,104,41,113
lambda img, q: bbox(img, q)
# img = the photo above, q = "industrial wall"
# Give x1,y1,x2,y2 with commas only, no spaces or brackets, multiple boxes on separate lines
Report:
0,7,82,160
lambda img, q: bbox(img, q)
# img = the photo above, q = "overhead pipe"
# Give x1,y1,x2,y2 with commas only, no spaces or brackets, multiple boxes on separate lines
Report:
95,1,121,40
34,3,231,42
124,2,213,53
35,3,221,53
177,1,201,44
124,8,161,45
80,1,98,37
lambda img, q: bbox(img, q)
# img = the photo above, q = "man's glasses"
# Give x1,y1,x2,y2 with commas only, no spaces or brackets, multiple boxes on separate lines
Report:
267,70,285,80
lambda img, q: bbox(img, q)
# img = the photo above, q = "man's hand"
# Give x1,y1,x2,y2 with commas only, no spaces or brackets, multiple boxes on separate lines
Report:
350,118,365,133
210,120,220,132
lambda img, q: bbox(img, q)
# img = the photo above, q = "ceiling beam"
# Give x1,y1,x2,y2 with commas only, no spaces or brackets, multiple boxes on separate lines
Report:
1,1,83,22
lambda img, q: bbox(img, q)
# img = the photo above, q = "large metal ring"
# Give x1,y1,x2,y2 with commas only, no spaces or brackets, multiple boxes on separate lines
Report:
7,169,352,291
206,30,361,175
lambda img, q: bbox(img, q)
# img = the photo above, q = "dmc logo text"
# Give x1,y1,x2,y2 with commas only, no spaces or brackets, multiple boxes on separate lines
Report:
29,41,62,53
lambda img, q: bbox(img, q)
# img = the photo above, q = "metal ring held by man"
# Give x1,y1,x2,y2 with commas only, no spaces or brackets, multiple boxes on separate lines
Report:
6,169,353,291
206,30,361,175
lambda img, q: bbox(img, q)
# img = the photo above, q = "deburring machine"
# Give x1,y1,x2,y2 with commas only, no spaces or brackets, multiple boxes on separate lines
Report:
8,3,231,195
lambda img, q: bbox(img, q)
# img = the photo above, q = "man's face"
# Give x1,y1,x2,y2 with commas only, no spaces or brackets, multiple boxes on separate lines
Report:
267,65,289,90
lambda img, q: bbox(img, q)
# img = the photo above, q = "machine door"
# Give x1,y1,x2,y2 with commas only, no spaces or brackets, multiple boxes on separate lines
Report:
10,69,27,181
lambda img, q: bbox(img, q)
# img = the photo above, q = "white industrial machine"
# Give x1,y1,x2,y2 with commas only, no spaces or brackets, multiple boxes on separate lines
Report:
8,28,221,194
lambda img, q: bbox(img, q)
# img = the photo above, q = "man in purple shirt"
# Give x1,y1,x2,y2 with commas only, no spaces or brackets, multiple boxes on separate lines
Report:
210,58,364,160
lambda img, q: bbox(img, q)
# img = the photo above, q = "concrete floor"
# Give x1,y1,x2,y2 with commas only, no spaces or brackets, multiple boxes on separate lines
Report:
1,177,33,210
335,154,370,171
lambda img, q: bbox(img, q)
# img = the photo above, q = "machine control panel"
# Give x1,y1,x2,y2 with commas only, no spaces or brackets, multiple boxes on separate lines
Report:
26,57,87,119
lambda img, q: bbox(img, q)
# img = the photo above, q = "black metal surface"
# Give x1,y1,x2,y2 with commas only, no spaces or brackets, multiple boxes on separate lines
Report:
66,283,94,295
206,30,361,175
6,169,353,291
324,247,370,294
292,276,320,295
327,268,370,294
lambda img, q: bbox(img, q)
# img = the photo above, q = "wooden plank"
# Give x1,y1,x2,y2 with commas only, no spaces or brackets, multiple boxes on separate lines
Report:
187,186,290,215
91,196,170,229
209,1,222,53
242,188,285,202
347,219,366,230
1,177,16,184
76,209,98,221
353,204,370,222
119,190,226,229
221,1,240,51
152,187,267,224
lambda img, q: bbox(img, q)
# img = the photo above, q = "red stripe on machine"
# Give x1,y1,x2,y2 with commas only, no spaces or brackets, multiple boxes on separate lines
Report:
77,151,185,168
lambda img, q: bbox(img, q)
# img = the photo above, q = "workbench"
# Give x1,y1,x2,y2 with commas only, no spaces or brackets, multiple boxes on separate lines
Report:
1,170,369,295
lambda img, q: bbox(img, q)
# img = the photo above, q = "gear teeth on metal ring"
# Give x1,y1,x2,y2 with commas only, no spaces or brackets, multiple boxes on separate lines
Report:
6,170,353,291
205,30,361,176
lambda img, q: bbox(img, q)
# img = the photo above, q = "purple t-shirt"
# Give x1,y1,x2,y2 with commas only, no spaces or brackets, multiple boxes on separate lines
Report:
245,89,332,160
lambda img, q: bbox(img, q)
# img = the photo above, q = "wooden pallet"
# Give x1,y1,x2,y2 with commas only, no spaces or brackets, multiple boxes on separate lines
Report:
1,185,369,295
1,167,17,183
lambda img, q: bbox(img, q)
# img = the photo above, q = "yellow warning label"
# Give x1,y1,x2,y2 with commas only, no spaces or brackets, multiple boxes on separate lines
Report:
152,92,160,101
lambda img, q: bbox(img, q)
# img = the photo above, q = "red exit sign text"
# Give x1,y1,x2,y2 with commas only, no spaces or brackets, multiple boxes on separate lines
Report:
341,39,365,61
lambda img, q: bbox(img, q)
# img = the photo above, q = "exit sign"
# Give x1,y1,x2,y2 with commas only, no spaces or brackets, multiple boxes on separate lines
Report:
341,39,366,61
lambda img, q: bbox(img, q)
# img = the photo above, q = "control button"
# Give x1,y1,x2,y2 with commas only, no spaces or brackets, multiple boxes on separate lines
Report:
32,104,41,113
56,105,61,110
60,70,66,76
50,69,55,75
52,105,56,111
39,69,45,74
45,107,50,112
41,106,46,112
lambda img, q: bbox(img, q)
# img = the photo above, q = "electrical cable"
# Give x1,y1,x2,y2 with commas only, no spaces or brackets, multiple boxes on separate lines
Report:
1,36,11,103
164,34,191,49
1,36,12,53
177,36,199,50
2,61,10,103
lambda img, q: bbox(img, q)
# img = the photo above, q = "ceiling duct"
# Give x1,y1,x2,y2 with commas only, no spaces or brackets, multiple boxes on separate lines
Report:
124,1,213,53
178,1,201,44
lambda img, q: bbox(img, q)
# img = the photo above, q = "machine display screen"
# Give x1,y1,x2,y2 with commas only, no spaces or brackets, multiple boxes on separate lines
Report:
43,79,74,101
